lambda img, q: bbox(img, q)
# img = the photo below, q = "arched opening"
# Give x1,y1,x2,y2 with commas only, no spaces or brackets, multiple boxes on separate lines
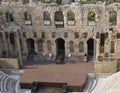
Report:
24,11,32,25
56,38,65,55
47,40,52,52
109,11,117,25
79,41,84,53
88,11,96,25
87,38,94,58
55,11,64,28
55,38,65,63
37,39,43,52
69,41,74,53
26,38,35,54
6,12,14,22
67,10,75,25
43,11,51,25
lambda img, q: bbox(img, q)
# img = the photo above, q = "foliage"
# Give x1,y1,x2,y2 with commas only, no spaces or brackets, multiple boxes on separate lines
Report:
88,11,95,21
23,0,30,4
67,11,75,21
12,0,18,2
44,11,50,20
25,12,31,20
109,11,117,22
40,0,54,3
55,0,62,4
80,0,120,4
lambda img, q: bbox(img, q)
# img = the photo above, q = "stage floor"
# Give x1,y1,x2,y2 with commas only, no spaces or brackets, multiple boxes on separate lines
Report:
20,63,94,87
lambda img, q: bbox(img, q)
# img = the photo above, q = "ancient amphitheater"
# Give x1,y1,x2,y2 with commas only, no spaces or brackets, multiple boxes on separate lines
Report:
0,0,120,93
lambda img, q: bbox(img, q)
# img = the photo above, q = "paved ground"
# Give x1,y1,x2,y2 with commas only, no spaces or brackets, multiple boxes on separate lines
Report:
20,62,94,87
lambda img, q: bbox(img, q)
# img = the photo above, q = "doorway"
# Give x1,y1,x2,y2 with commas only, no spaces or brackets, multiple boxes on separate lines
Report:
27,38,35,54
56,38,65,55
55,38,65,63
87,38,94,60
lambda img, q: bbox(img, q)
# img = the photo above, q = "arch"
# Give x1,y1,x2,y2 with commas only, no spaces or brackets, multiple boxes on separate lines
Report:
55,38,65,55
55,11,64,28
55,11,63,21
43,11,50,20
88,11,95,21
109,11,117,25
47,40,52,52
26,38,35,54
69,41,74,53
87,38,94,56
24,11,32,25
79,41,84,53
67,10,75,21
37,39,43,52
6,12,14,22
24,11,31,20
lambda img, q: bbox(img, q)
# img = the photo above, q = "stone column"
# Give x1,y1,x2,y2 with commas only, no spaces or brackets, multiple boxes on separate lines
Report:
63,11,67,28
2,32,7,51
7,32,10,56
96,39,99,61
34,39,38,53
84,40,87,55
29,0,32,5
51,12,55,27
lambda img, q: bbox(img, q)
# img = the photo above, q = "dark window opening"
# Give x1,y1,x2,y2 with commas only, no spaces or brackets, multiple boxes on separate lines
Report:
52,32,56,38
83,32,88,38
33,32,37,38
23,32,26,38
64,32,68,38
117,33,120,39
100,34,105,46
42,32,45,38
75,32,79,38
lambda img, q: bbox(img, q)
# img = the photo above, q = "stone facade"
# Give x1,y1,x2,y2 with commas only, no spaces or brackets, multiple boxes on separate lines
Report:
0,0,120,62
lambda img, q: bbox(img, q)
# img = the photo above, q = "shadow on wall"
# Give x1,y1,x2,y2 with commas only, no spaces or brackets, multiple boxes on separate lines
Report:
0,58,19,69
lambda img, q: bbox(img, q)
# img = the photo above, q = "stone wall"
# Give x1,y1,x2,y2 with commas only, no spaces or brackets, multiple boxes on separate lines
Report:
0,1,120,61
94,61,118,73
0,58,19,69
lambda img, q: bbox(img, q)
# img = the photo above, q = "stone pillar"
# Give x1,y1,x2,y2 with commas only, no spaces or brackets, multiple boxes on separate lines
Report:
96,39,99,61
7,32,10,56
65,41,69,57
2,32,7,51
29,0,32,5
84,40,87,55
63,11,67,28
34,39,38,53
51,12,55,27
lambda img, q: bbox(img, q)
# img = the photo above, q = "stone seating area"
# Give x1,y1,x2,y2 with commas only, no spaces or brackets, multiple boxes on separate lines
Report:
0,71,23,93
90,71,120,93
